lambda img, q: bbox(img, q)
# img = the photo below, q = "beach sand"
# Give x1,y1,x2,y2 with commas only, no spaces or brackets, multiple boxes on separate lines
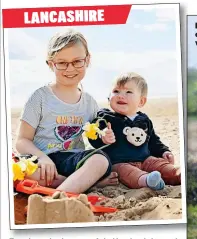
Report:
11,97,183,223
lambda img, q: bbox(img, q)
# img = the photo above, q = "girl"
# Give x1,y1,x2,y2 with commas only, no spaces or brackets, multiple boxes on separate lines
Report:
15,29,118,193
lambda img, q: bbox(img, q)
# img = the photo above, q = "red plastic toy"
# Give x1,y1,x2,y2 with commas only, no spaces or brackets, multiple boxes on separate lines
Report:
15,179,118,213
12,152,118,214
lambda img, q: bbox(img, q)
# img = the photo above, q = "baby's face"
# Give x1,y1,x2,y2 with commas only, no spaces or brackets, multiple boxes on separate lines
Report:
109,81,146,116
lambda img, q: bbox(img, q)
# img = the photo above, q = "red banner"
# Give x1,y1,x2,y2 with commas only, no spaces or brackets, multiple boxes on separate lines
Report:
2,5,132,28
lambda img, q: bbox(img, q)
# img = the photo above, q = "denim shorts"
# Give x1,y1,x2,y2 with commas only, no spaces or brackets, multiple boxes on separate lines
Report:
48,149,112,180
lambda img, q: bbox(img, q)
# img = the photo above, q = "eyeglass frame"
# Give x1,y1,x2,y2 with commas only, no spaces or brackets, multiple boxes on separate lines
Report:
51,56,88,71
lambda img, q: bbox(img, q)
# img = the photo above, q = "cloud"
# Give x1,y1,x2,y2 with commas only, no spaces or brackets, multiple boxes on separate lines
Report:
133,6,176,22
91,50,176,72
7,48,179,107
134,23,169,31
155,8,176,22
133,7,176,32
131,6,176,32
8,58,54,108
8,29,47,59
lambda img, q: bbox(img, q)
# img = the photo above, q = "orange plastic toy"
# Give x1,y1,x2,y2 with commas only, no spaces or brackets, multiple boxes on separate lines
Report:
15,179,118,213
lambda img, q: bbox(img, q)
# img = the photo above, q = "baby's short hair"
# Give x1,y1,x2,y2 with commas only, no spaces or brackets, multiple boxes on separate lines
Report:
114,72,148,97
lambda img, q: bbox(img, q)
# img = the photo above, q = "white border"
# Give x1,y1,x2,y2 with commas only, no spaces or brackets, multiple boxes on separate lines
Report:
2,3,187,230
10,219,186,230
3,29,15,228
175,4,187,223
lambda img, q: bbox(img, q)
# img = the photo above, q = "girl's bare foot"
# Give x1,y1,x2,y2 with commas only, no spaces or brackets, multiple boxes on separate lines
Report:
95,172,119,188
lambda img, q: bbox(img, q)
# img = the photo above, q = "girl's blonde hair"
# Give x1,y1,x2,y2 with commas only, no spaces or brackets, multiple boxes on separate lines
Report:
46,29,90,64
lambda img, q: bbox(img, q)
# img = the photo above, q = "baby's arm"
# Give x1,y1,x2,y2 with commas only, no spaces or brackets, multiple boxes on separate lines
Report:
101,122,116,144
149,129,175,164
162,151,175,164
88,116,106,148
88,111,115,148
148,120,171,158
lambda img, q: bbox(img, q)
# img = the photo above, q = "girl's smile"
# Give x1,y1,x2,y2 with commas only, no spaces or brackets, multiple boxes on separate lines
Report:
63,74,79,79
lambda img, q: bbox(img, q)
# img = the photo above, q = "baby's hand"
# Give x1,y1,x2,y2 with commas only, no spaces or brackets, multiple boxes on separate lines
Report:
102,122,116,144
162,151,175,165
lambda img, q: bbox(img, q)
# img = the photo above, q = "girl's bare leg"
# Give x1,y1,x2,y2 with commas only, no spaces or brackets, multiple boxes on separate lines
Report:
26,170,119,190
26,154,110,193
56,154,109,193
26,170,66,188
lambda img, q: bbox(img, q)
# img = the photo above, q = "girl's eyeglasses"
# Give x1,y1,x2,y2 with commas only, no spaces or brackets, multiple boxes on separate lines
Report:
52,57,87,70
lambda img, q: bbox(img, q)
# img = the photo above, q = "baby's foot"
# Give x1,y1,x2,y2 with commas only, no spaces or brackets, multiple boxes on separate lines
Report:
146,171,165,190
95,172,119,188
151,179,165,190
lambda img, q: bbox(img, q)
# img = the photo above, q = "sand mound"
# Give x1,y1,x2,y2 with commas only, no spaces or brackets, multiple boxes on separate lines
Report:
89,184,182,221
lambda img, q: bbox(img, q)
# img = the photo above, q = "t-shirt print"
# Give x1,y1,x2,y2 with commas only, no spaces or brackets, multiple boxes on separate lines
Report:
48,115,84,151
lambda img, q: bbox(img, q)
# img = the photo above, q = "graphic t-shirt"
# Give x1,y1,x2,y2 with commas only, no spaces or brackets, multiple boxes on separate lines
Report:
21,86,99,155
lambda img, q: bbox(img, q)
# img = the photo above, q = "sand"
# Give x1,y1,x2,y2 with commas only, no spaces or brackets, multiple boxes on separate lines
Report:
27,193,95,224
11,97,183,223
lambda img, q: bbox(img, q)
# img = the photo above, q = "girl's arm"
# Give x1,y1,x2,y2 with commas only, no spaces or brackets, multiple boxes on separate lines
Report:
16,120,45,157
16,120,58,185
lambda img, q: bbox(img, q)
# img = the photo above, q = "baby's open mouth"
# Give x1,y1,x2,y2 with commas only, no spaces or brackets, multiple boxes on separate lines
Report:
117,101,127,105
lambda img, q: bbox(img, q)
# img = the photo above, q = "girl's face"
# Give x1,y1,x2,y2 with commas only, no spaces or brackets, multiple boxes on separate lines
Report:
49,42,89,88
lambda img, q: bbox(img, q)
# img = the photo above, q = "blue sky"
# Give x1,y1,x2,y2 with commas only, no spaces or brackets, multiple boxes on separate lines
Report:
6,5,181,108
188,16,197,68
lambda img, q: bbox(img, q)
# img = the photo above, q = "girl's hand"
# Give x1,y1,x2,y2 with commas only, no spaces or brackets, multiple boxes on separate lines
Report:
102,122,116,144
162,151,175,165
37,155,58,186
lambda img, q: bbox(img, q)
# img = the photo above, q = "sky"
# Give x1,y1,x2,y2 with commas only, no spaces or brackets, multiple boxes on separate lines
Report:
188,16,197,68
5,5,181,108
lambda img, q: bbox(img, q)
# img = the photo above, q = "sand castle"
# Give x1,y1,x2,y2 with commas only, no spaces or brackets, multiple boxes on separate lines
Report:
27,192,95,224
